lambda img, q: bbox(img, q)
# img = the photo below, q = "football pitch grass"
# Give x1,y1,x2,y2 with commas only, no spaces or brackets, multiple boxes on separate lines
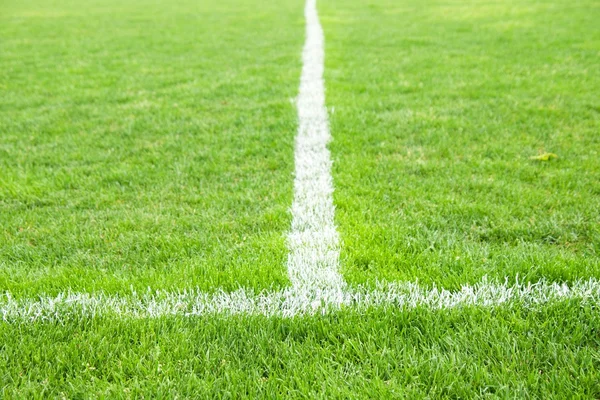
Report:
2,0,600,396
1,0,303,296
324,0,600,290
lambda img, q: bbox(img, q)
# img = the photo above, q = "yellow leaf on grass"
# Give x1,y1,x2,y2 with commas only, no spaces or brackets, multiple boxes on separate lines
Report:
529,153,558,161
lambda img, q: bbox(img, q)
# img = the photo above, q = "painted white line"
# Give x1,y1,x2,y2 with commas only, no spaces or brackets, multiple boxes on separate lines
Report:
288,0,345,292
3,279,600,321
3,0,596,323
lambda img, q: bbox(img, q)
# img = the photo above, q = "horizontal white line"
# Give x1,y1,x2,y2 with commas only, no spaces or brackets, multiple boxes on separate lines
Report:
3,278,599,322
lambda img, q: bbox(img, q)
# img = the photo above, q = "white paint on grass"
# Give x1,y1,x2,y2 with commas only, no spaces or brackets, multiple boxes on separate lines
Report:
2,0,596,323
287,0,345,293
3,279,600,321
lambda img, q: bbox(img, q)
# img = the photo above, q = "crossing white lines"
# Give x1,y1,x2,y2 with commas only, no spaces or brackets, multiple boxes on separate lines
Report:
1,0,598,322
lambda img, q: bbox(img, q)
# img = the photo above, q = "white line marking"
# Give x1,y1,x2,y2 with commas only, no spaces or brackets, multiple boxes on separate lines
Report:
3,279,600,321
2,0,597,323
288,0,345,292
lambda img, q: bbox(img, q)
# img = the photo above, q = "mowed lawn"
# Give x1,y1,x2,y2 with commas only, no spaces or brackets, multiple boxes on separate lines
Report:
0,0,303,296
2,302,600,397
2,0,600,397
324,0,600,289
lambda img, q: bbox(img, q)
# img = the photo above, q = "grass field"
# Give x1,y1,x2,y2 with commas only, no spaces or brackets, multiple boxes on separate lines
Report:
3,302,600,397
323,0,600,289
1,0,303,296
2,0,600,397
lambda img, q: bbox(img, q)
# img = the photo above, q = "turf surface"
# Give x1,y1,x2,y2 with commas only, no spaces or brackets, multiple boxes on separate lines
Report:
323,0,600,289
2,301,599,397
0,0,303,296
1,0,600,396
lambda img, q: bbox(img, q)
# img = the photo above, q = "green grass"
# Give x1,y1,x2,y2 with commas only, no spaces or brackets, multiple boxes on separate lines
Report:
0,0,303,296
2,0,600,396
323,0,600,289
2,301,600,398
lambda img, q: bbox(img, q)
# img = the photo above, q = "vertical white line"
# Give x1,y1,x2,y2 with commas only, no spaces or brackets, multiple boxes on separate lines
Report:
287,0,346,293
